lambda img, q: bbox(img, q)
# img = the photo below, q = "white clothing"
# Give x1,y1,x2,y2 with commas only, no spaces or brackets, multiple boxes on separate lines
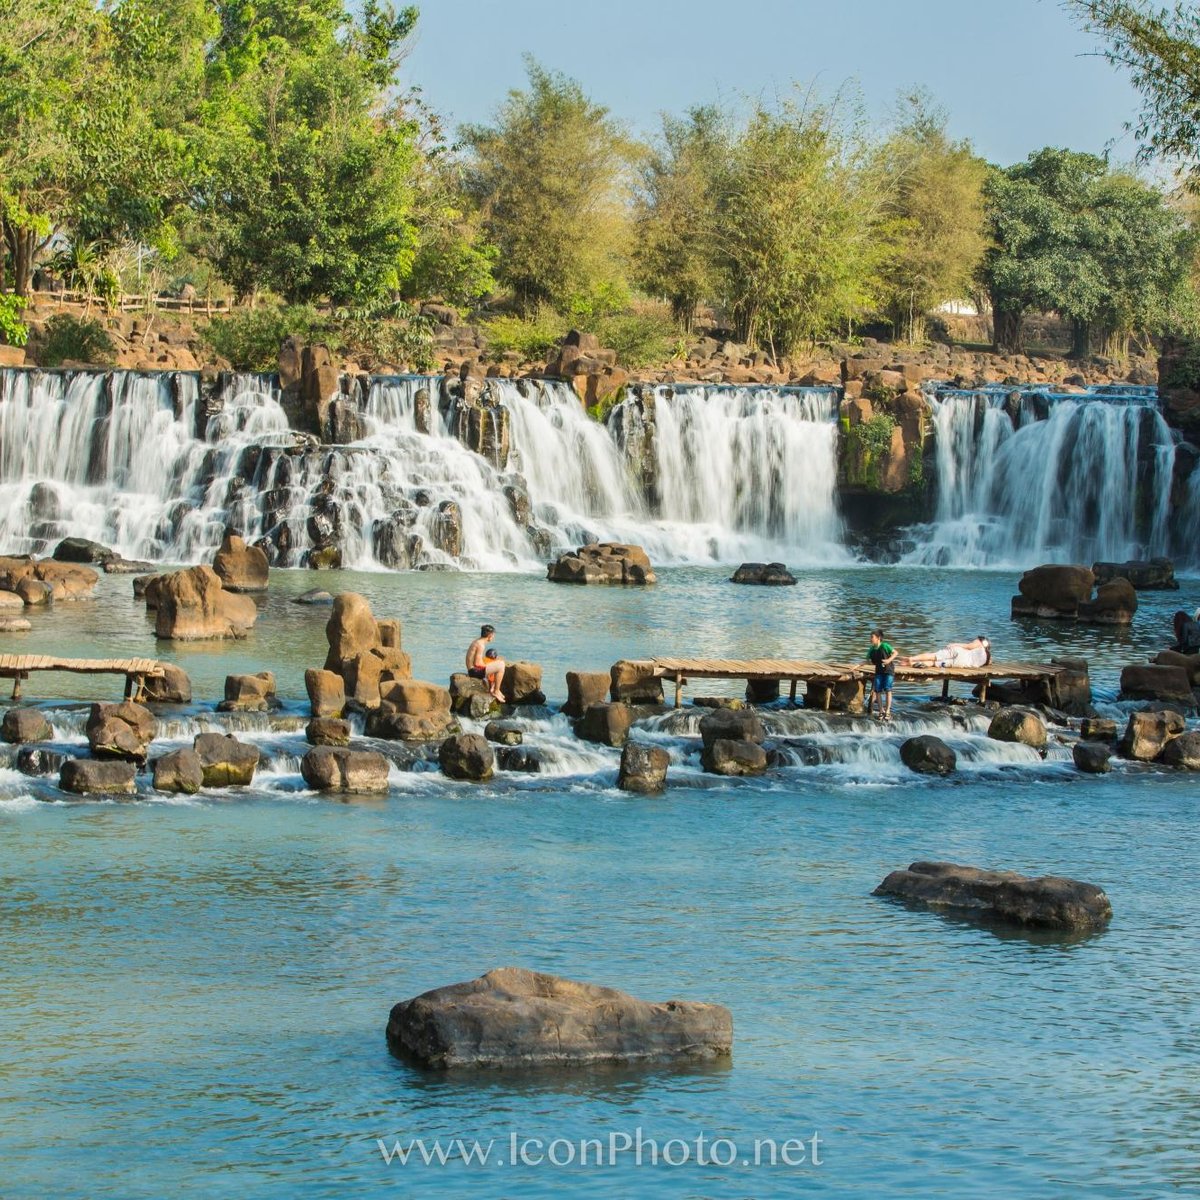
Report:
935,644,989,669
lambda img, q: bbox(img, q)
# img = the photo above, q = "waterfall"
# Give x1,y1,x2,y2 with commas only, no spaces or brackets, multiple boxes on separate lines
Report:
0,368,846,570
902,387,1180,568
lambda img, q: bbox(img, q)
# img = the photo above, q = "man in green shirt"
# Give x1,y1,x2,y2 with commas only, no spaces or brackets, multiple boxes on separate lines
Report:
866,629,898,722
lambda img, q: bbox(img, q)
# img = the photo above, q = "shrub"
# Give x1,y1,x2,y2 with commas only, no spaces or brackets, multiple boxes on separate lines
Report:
482,307,568,361
201,305,323,371
0,295,28,347
593,309,684,368
41,315,115,367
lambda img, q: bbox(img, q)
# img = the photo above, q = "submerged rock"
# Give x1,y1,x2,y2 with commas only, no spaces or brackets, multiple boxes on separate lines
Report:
547,542,657,586
899,735,957,775
987,707,1047,750
730,561,797,586
386,967,733,1069
703,739,768,776
293,589,335,605
484,721,523,746
576,702,631,748
874,860,1112,932
306,717,351,746
1072,741,1111,774
1092,557,1177,590
16,746,67,777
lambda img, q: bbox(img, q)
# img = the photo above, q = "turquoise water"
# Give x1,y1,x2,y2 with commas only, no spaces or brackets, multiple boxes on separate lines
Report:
1,566,1198,1197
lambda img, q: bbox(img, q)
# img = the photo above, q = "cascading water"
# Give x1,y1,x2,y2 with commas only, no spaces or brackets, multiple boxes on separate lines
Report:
0,367,846,570
902,387,1181,568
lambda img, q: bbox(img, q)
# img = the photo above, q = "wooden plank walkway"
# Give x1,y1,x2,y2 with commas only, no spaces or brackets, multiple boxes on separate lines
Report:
0,655,167,701
651,657,1064,708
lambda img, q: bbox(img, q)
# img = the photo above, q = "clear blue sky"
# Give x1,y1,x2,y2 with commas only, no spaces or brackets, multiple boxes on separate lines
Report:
403,0,1142,166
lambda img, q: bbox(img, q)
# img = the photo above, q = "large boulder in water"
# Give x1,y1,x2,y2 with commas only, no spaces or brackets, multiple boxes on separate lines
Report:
563,670,609,718
1092,557,1178,590
1078,578,1138,625
305,668,346,718
2,708,52,744
140,662,192,704
1072,741,1111,774
192,732,259,786
154,566,258,640
385,967,733,1069
1119,664,1195,707
699,708,764,753
152,748,204,794
501,661,545,705
212,530,270,593
1152,649,1200,686
323,592,411,708
547,543,657,586
219,672,276,712
618,742,670,793
874,860,1112,932
59,758,136,796
900,735,957,775
438,733,495,781
987,707,1047,750
85,701,156,762
702,739,767,776
1161,731,1200,769
306,717,351,746
610,659,663,705
52,537,115,564
730,561,797,586
1012,563,1136,625
1120,709,1185,761
576,702,631,748
301,746,390,793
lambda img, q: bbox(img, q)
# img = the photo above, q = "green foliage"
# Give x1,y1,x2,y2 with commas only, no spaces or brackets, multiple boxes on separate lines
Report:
875,93,989,344
51,242,121,308
982,147,1195,353
1072,2,1200,183
593,309,685,368
41,314,115,366
0,295,28,346
481,308,570,360
857,413,897,457
201,305,323,371
332,304,436,372
1163,339,1200,390
463,58,635,314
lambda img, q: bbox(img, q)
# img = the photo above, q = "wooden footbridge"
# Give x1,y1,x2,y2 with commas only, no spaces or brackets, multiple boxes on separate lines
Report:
0,654,168,701
650,657,1068,709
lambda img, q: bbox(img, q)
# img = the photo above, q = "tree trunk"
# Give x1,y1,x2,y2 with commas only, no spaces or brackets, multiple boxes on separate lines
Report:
992,299,1024,354
1070,319,1090,360
671,295,695,333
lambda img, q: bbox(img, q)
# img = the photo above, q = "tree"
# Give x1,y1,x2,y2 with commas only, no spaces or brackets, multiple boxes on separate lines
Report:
982,147,1191,356
462,58,634,315
875,95,988,344
199,0,422,306
632,106,727,330
718,95,888,359
1071,2,1200,183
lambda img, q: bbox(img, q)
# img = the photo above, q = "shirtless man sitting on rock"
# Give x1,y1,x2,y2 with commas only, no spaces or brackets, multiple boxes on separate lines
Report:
466,624,506,702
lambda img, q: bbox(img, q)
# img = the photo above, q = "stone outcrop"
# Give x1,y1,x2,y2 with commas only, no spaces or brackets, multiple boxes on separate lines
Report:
323,593,412,709
448,673,500,720
987,707,1047,750
609,660,664,705
438,733,495,781
212,530,270,593
386,967,733,1069
0,555,98,601
85,701,156,762
219,672,276,712
192,732,259,786
900,735,957,775
2,708,52,744
301,746,390,793
484,721,523,746
1119,710,1185,761
700,709,766,775
547,543,656,586
1092,557,1177,590
576,702,632,748
59,758,137,796
500,661,545,706
730,562,797,586
305,668,346,718
140,663,192,704
874,860,1113,932
1152,650,1200,685
52,537,114,564
1161,731,1200,769
1080,717,1117,742
1011,564,1136,625
368,679,457,742
1119,664,1195,707
563,670,609,719
306,717,351,746
805,678,865,713
618,742,670,794
1072,741,1111,774
154,566,258,640
152,748,204,794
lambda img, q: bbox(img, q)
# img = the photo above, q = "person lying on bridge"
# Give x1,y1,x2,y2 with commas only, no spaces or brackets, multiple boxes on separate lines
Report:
901,636,991,670
865,629,898,722
465,624,506,702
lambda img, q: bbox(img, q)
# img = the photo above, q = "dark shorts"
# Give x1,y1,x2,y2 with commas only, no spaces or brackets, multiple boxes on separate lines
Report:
872,672,894,693
467,666,487,679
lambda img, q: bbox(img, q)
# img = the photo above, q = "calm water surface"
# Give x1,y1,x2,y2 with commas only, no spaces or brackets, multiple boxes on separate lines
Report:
1,565,1198,1197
